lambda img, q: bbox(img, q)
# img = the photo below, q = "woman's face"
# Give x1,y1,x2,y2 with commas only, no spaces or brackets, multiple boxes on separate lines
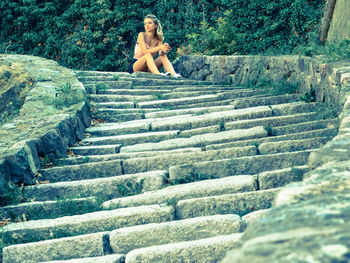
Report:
144,18,157,32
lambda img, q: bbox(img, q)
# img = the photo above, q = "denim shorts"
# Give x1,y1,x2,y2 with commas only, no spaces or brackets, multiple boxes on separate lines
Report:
128,58,138,74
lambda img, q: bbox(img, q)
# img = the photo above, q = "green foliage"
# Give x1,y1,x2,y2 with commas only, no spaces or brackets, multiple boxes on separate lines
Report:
54,82,84,109
0,183,23,206
291,167,304,181
263,125,274,136
182,0,325,56
295,39,350,62
95,83,109,94
0,0,225,71
300,87,316,103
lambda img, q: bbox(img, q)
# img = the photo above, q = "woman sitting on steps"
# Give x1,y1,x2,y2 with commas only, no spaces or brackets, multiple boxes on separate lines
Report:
128,14,181,78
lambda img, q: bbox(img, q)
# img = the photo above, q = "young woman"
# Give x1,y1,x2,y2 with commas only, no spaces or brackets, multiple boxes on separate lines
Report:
128,14,181,77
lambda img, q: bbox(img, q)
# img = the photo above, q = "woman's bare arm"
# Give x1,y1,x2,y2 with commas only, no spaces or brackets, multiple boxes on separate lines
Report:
137,33,169,54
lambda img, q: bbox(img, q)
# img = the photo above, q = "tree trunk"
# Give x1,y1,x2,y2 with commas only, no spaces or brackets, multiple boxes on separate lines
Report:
319,0,337,44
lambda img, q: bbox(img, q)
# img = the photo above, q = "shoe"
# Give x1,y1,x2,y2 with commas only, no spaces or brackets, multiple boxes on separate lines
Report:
160,72,171,76
174,73,182,78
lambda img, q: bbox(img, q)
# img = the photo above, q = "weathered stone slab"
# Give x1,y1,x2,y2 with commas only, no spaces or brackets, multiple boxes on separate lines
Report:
205,128,337,150
232,94,299,109
225,112,319,130
272,119,338,136
258,137,330,154
271,102,318,116
2,204,174,244
145,105,236,119
110,214,243,254
70,144,122,155
93,101,135,109
138,94,220,108
150,106,272,131
39,160,123,182
40,254,125,263
242,209,270,230
23,170,167,201
120,126,267,153
258,166,309,190
168,151,311,183
179,125,221,137
118,76,209,86
125,233,243,263
0,197,97,220
2,232,105,263
102,175,257,209
86,115,192,136
89,94,154,103
176,188,280,219
81,130,180,146
99,88,170,96
92,112,144,122
56,148,201,166
123,146,257,174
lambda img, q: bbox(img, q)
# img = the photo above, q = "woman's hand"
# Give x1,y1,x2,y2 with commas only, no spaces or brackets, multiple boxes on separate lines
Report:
161,43,171,53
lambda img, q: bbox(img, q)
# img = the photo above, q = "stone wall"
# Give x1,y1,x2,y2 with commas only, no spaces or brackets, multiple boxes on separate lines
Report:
0,54,89,197
174,55,350,262
173,55,344,109
327,0,350,42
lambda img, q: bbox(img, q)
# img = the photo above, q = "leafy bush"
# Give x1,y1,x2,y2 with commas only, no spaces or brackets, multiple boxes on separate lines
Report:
0,0,225,71
0,0,330,71
182,0,325,56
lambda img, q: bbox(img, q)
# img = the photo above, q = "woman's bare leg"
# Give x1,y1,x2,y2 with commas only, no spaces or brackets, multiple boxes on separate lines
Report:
133,53,160,74
155,55,176,76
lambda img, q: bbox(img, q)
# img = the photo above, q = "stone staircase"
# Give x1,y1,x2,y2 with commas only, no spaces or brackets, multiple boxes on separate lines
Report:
0,71,339,263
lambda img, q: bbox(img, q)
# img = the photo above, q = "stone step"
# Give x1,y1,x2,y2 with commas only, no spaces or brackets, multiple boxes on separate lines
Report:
176,188,281,219
40,254,125,263
102,175,257,210
38,159,123,182
83,81,133,92
2,232,110,263
87,106,271,137
109,214,243,254
92,101,135,109
224,112,320,131
56,148,202,166
120,126,267,153
205,127,337,150
168,150,311,184
124,233,243,263
118,76,210,86
75,70,129,77
145,105,236,119
173,85,247,92
138,94,222,108
92,111,145,122
154,88,273,101
81,130,180,146
271,102,319,116
122,146,257,174
257,137,331,154
23,170,167,202
147,106,273,132
271,118,338,136
89,94,154,103
258,166,309,190
2,204,174,245
233,94,299,109
98,88,172,96
178,112,322,138
70,144,122,155
0,197,98,221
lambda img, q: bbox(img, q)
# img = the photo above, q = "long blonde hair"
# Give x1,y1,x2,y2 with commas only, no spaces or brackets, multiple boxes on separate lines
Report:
145,14,164,42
